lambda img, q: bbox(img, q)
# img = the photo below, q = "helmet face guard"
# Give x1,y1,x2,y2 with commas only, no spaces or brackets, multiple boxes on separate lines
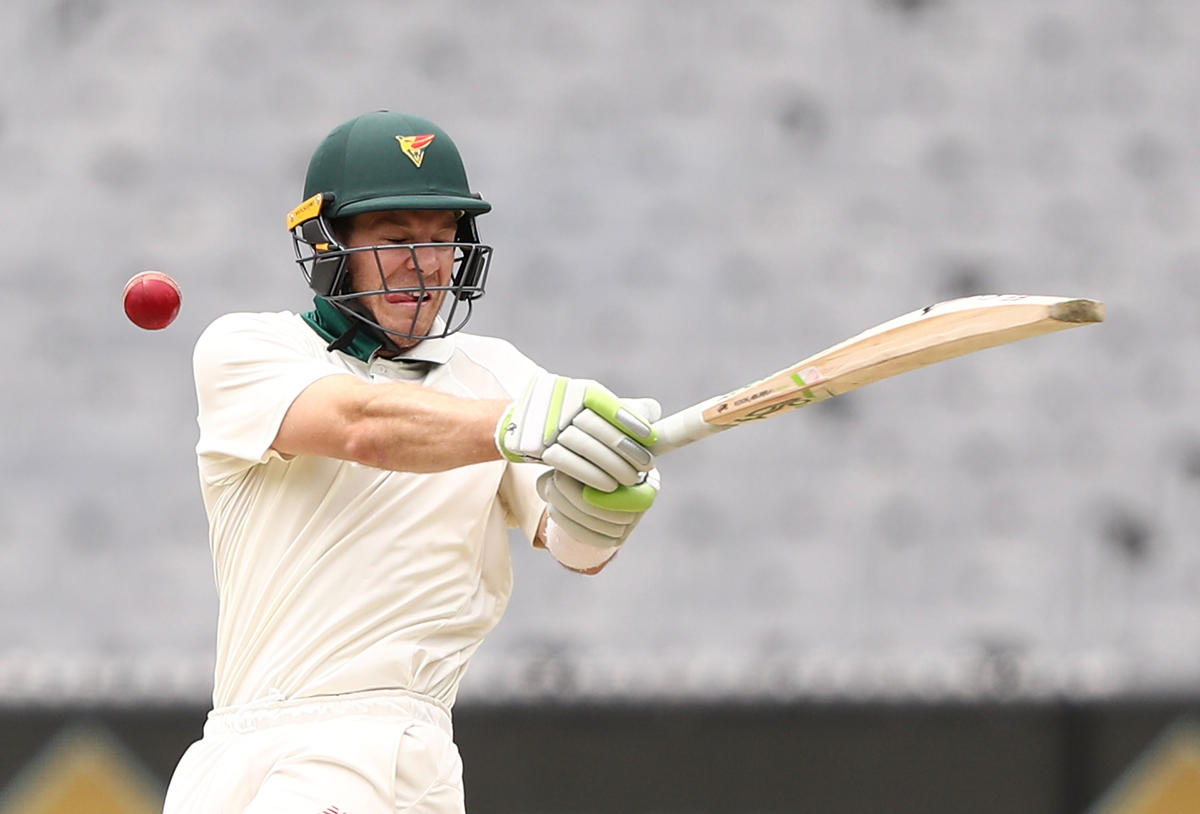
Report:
288,192,493,347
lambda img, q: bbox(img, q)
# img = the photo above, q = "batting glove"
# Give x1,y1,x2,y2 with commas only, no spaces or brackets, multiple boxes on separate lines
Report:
497,372,660,492
537,468,661,570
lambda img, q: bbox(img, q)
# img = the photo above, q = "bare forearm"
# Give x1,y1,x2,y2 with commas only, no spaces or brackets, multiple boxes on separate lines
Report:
274,374,509,472
345,385,508,471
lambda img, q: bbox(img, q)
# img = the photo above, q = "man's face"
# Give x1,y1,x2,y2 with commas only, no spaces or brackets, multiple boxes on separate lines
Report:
343,209,459,349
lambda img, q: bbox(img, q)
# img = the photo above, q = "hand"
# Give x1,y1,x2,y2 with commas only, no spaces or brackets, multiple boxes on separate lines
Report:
537,468,661,550
497,372,660,492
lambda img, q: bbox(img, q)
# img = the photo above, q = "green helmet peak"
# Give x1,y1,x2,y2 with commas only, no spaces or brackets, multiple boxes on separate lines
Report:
303,111,491,218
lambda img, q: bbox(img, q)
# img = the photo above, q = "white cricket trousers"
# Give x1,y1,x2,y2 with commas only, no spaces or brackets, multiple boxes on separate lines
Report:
162,689,465,814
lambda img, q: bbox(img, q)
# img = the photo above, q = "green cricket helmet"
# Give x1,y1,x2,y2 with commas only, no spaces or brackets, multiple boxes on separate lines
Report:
287,111,493,353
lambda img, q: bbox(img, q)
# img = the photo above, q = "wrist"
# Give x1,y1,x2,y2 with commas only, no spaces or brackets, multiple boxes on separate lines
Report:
542,516,621,571
494,403,525,463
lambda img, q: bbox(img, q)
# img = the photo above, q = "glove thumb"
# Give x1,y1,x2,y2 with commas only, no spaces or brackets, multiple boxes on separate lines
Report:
622,397,662,424
535,469,556,501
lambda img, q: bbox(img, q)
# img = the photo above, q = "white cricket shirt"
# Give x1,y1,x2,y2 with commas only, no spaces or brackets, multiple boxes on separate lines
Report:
193,311,547,709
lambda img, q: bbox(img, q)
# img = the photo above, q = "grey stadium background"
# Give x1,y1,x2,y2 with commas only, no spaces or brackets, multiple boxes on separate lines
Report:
1,1,1199,812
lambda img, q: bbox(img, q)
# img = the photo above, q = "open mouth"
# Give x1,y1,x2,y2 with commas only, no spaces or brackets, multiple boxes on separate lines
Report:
382,291,432,304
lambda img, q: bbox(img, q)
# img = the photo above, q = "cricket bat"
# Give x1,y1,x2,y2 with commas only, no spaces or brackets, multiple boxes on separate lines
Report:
586,294,1104,510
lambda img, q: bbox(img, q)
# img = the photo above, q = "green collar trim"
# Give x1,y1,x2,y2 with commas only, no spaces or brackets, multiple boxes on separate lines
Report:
301,297,383,362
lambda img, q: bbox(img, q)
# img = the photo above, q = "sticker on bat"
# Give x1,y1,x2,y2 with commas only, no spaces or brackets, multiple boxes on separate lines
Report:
730,387,776,408
789,367,823,401
733,391,826,423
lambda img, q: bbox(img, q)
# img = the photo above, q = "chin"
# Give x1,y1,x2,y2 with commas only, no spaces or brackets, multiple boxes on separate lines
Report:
385,320,438,343
367,299,444,343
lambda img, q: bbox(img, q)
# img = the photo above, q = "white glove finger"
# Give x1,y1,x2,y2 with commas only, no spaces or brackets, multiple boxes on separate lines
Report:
548,494,632,537
572,410,654,471
542,444,619,492
546,471,641,524
557,378,590,432
557,426,642,486
547,505,624,549
542,472,638,531
623,398,662,424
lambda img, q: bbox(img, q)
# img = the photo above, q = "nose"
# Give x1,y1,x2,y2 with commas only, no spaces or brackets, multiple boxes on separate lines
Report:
412,245,439,269
408,243,453,285
408,245,452,283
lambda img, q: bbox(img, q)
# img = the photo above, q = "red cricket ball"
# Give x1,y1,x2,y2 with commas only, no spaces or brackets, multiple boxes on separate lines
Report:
123,271,182,330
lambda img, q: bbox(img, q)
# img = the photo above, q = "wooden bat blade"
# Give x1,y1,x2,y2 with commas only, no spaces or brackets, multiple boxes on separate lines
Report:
705,294,1103,425
651,294,1104,454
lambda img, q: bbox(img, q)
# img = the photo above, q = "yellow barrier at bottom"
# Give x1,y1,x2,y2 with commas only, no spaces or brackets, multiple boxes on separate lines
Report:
1092,721,1200,814
0,726,162,814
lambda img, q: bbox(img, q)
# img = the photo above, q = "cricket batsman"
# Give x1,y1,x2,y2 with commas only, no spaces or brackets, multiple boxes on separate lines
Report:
162,111,662,813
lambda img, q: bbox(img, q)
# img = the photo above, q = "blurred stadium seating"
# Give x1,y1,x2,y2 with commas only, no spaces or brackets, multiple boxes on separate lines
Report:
1,0,1199,810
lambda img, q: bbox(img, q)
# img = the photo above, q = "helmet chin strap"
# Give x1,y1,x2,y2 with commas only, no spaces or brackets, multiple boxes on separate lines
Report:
326,321,361,354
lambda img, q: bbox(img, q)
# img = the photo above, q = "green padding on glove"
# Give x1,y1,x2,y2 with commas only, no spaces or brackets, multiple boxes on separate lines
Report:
582,481,658,513
583,385,659,446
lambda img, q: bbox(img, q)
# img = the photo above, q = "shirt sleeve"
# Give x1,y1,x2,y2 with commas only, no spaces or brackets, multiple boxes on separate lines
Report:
446,334,550,543
194,313,350,486
497,460,549,542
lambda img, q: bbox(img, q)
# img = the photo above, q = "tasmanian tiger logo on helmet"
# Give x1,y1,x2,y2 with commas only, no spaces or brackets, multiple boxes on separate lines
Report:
397,134,435,167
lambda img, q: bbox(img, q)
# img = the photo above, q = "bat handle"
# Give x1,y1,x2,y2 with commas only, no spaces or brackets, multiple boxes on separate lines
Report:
647,399,728,455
